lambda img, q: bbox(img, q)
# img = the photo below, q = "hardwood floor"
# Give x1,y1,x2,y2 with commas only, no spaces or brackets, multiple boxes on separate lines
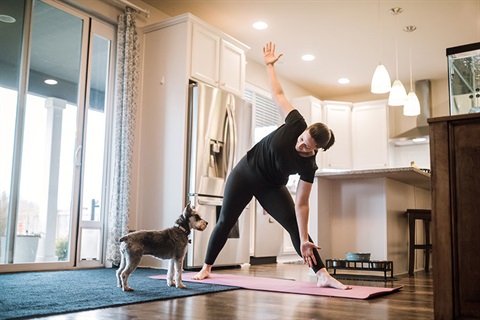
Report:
34,261,433,320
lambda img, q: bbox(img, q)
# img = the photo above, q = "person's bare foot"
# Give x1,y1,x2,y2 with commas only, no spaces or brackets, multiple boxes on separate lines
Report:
316,268,351,290
191,264,212,280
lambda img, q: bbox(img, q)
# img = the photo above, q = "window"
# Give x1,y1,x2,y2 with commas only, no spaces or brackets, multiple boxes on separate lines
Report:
244,85,280,143
244,85,299,192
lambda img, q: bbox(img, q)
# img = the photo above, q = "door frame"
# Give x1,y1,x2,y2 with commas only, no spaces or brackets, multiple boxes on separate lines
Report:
0,0,115,273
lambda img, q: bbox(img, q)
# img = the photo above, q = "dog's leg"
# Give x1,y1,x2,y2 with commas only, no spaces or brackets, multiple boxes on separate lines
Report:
120,254,142,291
116,251,126,288
167,259,176,287
174,257,186,289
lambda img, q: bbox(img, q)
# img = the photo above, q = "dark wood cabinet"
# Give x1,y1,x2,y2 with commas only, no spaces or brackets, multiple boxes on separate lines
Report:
429,113,480,320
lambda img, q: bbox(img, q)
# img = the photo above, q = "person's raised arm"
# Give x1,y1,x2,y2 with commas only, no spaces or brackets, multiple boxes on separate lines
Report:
263,42,295,120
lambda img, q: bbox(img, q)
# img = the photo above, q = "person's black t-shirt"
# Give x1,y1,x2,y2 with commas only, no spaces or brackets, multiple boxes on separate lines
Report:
246,109,318,185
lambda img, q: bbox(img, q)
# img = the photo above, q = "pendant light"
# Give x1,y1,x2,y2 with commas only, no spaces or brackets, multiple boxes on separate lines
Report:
371,0,391,93
403,25,421,116
388,7,407,106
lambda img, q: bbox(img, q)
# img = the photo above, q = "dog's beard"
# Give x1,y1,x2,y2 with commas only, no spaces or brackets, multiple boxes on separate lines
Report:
193,221,207,231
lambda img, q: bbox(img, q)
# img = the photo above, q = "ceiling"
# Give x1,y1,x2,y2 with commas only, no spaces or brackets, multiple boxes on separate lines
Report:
142,0,480,100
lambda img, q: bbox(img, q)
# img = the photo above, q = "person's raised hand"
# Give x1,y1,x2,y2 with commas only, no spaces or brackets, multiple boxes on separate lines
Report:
263,42,283,66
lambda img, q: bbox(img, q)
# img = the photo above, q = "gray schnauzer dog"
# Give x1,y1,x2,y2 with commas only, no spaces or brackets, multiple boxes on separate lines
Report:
116,203,208,291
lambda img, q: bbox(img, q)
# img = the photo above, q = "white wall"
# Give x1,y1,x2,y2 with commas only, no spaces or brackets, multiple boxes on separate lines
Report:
392,144,431,169
246,58,312,101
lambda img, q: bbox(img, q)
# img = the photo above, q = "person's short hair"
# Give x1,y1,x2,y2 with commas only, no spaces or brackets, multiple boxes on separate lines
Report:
307,123,335,151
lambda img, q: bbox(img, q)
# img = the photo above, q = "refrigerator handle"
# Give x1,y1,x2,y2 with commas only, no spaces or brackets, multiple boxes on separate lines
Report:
225,96,237,176
197,197,223,206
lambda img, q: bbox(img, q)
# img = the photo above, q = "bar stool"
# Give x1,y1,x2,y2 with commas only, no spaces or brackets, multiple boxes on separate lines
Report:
406,209,432,276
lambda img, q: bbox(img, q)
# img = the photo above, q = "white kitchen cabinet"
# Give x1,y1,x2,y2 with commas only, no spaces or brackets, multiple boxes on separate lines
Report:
191,24,219,88
352,100,389,169
291,95,322,125
322,101,352,170
191,22,247,97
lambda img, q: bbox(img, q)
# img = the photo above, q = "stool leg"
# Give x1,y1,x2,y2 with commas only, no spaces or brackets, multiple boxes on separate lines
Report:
424,220,431,272
408,214,415,276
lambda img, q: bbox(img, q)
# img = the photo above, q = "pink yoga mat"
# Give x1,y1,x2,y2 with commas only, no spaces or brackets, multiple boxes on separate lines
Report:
150,272,403,299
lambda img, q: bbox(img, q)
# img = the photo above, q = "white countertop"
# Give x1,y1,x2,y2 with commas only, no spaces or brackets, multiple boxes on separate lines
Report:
316,167,431,190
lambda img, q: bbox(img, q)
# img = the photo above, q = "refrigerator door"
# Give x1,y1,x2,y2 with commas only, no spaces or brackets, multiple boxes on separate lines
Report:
230,92,252,166
187,82,252,196
187,82,229,197
185,81,252,268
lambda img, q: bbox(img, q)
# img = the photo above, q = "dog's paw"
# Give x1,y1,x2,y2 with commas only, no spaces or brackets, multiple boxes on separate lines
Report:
122,286,134,292
176,282,187,289
167,279,175,287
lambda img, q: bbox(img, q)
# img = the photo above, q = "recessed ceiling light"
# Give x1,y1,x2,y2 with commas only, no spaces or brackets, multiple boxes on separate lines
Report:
0,14,16,23
301,54,315,61
252,21,268,30
44,79,58,85
338,78,350,84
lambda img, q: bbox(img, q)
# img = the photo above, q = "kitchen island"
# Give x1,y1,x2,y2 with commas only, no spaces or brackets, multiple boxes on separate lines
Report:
308,167,431,276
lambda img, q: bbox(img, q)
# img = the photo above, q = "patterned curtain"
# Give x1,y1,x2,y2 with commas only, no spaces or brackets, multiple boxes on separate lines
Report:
106,7,140,265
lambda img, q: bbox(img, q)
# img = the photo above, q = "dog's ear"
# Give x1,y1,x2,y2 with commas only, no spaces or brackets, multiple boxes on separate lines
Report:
184,202,192,218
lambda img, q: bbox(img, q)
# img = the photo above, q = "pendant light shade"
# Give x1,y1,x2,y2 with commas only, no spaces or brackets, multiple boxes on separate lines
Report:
403,25,420,116
404,91,421,116
371,64,391,93
388,7,406,106
371,0,391,94
388,79,407,106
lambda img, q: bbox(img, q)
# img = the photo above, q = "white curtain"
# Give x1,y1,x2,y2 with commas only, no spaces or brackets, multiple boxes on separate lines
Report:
106,7,140,265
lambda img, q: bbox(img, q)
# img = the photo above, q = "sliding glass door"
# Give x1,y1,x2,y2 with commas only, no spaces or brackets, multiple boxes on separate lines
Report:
0,0,115,271
77,21,115,267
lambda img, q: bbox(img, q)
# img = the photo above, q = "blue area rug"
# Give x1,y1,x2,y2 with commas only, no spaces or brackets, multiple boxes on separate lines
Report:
0,268,239,320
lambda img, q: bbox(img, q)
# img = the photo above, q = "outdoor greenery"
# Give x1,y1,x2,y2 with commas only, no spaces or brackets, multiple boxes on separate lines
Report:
55,237,69,261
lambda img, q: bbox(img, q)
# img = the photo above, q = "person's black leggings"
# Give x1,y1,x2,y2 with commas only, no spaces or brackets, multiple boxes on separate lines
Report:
204,156,325,272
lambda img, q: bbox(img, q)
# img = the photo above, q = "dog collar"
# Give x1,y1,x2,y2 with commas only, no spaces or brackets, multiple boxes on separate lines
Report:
176,225,192,243
177,225,188,234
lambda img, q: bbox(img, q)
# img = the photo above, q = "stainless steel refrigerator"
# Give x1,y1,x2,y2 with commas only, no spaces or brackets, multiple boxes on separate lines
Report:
185,81,252,269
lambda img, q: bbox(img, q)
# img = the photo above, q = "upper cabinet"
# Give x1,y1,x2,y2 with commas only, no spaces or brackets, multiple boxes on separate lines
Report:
323,101,352,170
292,97,391,171
291,95,322,124
191,24,220,87
191,21,247,97
143,13,249,97
352,100,389,169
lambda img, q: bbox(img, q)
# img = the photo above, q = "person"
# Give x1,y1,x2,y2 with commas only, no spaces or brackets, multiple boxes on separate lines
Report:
192,42,350,290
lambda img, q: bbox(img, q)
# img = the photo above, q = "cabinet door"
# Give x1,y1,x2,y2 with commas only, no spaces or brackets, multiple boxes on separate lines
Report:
352,102,388,169
191,24,219,86
323,103,352,169
430,115,480,319
291,96,322,124
219,39,245,96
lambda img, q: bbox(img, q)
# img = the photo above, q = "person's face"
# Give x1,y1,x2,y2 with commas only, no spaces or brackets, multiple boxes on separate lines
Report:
295,130,318,156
